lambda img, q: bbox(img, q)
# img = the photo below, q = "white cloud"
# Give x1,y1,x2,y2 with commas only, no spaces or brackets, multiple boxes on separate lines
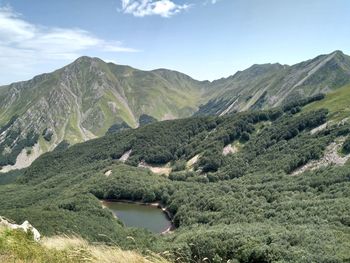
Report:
120,0,190,17
203,0,221,5
0,6,138,84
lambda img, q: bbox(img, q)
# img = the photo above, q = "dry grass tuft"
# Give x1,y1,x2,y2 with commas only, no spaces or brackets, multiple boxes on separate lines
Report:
0,226,170,263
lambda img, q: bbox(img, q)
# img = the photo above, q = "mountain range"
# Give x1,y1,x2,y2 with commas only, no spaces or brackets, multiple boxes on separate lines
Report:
1,50,350,171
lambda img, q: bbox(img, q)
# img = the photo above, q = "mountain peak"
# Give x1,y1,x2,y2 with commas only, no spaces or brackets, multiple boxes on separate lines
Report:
71,56,106,67
332,50,344,56
64,56,106,74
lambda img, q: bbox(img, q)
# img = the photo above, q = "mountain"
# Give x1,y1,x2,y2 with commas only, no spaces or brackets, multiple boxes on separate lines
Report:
1,50,350,172
197,50,350,115
0,57,208,171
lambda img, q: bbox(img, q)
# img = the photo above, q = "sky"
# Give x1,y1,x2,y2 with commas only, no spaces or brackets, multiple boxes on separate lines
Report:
0,0,350,85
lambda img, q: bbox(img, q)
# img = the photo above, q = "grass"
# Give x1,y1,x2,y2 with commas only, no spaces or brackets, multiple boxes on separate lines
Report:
0,226,170,263
303,84,350,122
38,137,50,153
95,90,138,136
65,110,84,143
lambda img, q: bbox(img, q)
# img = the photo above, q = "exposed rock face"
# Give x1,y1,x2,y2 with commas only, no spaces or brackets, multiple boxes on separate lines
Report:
104,170,112,177
119,149,132,163
0,143,42,173
186,154,200,168
222,144,238,156
0,216,41,241
138,161,172,176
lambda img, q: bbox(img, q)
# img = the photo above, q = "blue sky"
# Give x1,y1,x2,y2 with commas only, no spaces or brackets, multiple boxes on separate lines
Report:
0,0,350,85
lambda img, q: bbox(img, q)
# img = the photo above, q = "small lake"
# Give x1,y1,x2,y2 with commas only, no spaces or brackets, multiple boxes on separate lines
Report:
102,201,172,233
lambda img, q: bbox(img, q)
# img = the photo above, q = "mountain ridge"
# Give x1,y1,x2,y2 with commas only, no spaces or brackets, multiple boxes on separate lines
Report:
196,50,350,115
1,50,350,171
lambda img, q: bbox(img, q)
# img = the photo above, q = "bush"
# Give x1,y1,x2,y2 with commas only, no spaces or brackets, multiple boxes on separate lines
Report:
342,137,350,154
172,160,187,171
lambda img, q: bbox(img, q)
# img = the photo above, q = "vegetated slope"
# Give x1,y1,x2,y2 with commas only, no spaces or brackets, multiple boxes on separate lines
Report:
0,57,208,171
0,95,350,262
197,50,350,115
0,225,169,263
303,83,350,122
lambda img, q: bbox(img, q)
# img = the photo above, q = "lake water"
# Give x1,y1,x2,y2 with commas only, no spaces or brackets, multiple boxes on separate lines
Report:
102,201,172,233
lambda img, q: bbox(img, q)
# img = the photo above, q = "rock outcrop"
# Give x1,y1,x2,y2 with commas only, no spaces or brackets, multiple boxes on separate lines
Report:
0,216,41,241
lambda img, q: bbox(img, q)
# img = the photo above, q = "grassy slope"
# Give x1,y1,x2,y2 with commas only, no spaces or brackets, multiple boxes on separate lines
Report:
0,226,169,263
303,84,350,122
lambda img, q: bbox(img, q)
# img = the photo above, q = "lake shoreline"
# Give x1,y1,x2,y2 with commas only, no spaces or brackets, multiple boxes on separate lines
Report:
100,199,175,234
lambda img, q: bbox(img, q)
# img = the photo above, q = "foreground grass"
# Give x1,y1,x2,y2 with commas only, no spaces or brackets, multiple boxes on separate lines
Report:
0,226,169,263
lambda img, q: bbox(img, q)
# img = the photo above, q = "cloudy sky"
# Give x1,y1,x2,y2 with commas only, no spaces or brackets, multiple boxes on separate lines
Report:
0,0,350,85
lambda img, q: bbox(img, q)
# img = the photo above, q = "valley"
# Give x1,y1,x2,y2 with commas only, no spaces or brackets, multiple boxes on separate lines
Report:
0,90,350,262
0,52,350,263
2,1,350,261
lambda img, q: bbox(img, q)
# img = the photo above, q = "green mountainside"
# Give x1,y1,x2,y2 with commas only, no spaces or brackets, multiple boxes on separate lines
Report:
1,51,350,172
0,93,350,262
303,83,350,122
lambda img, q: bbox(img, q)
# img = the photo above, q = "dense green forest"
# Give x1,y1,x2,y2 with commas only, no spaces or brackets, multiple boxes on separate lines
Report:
0,95,349,262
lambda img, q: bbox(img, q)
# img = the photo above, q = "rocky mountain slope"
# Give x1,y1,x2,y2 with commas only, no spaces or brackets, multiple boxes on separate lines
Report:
1,50,350,171
0,57,208,171
197,50,350,115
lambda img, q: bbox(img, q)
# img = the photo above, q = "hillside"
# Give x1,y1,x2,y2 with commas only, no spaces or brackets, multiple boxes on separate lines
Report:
1,51,350,172
0,94,350,262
